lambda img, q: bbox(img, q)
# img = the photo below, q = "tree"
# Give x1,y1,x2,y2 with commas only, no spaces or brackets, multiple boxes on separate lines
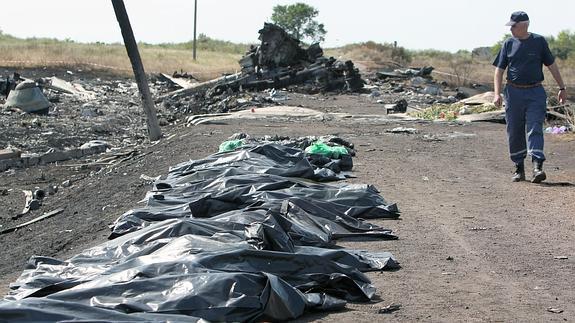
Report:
271,3,326,43
547,30,575,60
491,33,511,56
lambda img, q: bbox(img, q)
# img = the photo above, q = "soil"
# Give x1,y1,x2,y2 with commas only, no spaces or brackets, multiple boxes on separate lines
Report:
1,67,574,322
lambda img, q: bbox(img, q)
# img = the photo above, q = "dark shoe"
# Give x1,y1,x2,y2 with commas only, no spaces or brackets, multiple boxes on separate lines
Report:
512,164,525,182
531,160,546,183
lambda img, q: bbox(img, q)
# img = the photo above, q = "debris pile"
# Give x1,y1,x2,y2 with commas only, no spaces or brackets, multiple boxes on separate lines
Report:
238,23,364,93
365,65,497,116
407,92,502,122
1,135,400,322
0,69,161,172
546,103,574,128
160,23,365,115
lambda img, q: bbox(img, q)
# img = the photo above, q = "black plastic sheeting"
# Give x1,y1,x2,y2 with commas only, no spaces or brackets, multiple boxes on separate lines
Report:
1,138,401,322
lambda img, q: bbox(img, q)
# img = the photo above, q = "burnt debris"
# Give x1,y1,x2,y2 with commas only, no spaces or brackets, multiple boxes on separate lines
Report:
0,73,21,98
236,23,364,93
160,23,365,115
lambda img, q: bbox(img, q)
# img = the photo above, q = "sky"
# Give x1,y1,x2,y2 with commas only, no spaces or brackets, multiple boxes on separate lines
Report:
1,0,574,52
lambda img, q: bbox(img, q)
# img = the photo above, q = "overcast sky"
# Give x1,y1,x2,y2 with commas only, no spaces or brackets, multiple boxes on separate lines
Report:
1,0,574,52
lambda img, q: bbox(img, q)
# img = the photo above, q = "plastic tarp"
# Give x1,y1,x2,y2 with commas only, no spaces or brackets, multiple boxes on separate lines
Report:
1,138,400,322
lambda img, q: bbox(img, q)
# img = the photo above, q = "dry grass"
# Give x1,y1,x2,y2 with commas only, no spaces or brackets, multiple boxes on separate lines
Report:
139,47,241,80
0,41,241,81
326,42,411,72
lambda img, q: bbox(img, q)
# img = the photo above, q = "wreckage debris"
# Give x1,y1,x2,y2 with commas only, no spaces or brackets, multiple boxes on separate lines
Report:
1,69,156,173
5,80,51,114
366,65,465,113
0,147,21,160
160,23,365,116
386,127,418,134
234,23,364,94
0,140,110,172
1,135,400,321
546,104,575,125
376,66,434,79
172,69,197,80
407,91,503,122
239,23,364,93
379,98,408,114
0,72,21,98
1,208,65,235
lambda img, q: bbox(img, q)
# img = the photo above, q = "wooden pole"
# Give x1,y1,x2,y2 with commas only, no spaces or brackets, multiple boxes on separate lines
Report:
193,0,197,60
111,0,162,141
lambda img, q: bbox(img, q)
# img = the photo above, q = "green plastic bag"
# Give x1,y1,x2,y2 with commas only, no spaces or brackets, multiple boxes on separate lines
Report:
218,139,244,152
304,141,349,159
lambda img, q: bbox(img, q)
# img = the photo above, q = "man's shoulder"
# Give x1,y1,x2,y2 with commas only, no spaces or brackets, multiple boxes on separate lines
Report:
530,33,545,39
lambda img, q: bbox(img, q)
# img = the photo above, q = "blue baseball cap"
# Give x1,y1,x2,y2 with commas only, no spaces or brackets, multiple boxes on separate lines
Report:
505,11,529,26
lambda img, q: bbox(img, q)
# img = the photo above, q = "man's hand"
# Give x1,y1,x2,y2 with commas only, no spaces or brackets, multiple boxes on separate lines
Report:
558,89,567,104
493,93,503,107
493,68,504,108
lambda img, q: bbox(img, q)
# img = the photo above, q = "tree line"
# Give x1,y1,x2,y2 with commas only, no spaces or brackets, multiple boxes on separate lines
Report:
491,30,575,61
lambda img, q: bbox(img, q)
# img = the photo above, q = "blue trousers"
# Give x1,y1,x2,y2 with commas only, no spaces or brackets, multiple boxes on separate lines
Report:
504,85,547,164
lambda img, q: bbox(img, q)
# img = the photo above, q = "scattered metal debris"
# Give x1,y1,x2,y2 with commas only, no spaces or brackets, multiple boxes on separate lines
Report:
378,303,402,314
376,66,434,79
546,307,564,314
0,140,110,172
1,208,65,235
0,72,22,97
32,189,46,200
47,185,58,195
386,127,418,134
15,190,41,218
382,99,409,114
0,147,21,160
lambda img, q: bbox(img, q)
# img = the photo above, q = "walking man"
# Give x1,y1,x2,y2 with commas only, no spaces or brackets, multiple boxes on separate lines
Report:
493,11,567,183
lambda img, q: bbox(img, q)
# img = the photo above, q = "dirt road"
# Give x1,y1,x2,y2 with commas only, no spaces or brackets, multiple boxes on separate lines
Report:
1,93,574,321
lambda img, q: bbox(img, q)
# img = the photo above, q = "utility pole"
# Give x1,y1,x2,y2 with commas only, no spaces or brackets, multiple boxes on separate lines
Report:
193,0,198,60
111,0,161,141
